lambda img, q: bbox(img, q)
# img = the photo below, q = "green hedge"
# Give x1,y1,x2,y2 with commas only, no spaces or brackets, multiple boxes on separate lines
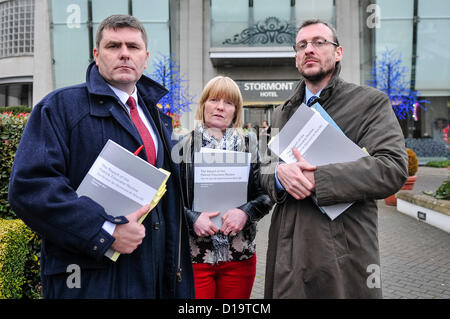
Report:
424,160,450,168
2,106,32,115
0,111,29,219
0,111,41,298
0,218,33,299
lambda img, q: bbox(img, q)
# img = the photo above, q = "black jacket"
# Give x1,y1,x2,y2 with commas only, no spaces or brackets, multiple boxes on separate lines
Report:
177,129,273,262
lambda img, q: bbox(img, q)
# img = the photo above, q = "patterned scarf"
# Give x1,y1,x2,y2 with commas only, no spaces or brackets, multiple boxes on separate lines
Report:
196,124,243,151
196,124,244,263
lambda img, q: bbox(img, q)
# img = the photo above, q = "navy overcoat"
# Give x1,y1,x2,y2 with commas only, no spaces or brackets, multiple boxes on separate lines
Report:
8,62,194,298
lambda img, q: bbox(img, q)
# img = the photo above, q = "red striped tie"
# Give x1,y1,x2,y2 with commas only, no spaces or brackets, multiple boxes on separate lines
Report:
126,96,156,165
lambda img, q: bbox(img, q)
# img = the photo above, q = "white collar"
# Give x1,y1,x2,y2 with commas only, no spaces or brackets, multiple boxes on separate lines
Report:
107,84,138,106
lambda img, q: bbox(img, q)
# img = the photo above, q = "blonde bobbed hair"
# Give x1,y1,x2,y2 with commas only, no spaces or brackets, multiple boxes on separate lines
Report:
195,76,244,130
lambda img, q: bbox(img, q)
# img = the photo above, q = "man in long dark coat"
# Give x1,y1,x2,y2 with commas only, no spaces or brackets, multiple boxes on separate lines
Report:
8,15,194,298
260,19,408,298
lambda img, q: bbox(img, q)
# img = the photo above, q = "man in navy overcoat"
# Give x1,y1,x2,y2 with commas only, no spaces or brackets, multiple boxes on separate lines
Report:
8,14,194,298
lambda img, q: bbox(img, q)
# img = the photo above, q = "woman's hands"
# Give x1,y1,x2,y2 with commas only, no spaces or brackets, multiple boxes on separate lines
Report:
193,209,248,237
193,211,220,237
220,209,248,236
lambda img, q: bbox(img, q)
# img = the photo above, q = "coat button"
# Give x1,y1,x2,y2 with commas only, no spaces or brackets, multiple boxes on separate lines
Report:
93,245,98,251
153,223,160,230
99,100,104,104
100,238,105,243
114,218,122,223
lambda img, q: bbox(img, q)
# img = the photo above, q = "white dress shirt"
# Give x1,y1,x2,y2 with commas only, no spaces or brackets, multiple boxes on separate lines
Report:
107,84,159,155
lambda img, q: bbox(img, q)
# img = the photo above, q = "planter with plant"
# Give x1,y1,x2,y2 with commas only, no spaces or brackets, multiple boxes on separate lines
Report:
384,147,418,206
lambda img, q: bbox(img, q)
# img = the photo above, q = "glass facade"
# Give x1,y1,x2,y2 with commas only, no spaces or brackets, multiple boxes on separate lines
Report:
0,0,34,58
210,0,335,48
360,0,450,140
51,0,90,89
370,0,450,95
415,0,450,93
50,0,170,89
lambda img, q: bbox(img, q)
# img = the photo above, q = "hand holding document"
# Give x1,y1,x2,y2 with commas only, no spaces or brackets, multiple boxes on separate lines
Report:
110,204,149,254
276,147,316,200
76,139,170,261
269,103,369,220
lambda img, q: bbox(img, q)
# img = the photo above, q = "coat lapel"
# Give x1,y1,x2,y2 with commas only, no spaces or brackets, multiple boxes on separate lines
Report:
85,61,170,157
108,102,143,147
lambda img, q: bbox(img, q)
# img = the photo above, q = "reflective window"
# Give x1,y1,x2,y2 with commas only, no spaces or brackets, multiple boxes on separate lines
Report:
211,0,335,48
293,0,335,26
133,0,170,74
361,0,450,139
363,0,450,95
51,0,170,89
91,0,129,34
0,0,34,58
375,0,414,84
51,0,90,89
415,0,450,92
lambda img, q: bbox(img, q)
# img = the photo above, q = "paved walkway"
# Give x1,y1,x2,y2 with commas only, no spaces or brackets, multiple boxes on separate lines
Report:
250,166,450,299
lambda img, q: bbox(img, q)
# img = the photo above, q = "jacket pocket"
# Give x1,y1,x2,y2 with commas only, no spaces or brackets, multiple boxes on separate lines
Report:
329,218,350,259
43,243,108,275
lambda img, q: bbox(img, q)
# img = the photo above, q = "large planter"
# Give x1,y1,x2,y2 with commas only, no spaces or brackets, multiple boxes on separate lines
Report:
384,175,417,206
401,175,417,190
396,192,450,233
384,194,397,206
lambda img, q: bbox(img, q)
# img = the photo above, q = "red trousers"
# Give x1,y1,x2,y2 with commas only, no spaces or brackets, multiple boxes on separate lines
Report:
193,254,256,299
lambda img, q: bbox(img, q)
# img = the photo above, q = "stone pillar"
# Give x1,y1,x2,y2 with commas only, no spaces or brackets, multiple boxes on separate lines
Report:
336,0,361,85
33,0,54,105
179,0,204,131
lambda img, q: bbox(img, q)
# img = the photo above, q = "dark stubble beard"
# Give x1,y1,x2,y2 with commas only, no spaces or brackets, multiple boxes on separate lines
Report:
302,65,334,83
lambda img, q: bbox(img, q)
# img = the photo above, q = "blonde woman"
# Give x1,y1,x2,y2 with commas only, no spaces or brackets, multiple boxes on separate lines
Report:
179,76,273,299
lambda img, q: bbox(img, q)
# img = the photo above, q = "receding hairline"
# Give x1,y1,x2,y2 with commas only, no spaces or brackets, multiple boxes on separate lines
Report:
95,14,148,49
297,19,340,45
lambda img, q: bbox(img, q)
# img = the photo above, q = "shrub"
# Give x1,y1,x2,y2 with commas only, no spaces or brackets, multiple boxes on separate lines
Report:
0,218,33,299
0,111,41,298
405,138,448,158
2,106,32,115
425,160,450,168
22,232,42,299
406,148,418,176
0,112,29,219
424,180,450,200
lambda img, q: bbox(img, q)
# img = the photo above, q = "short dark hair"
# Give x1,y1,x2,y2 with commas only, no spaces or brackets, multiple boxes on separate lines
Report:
297,19,340,46
95,14,148,49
